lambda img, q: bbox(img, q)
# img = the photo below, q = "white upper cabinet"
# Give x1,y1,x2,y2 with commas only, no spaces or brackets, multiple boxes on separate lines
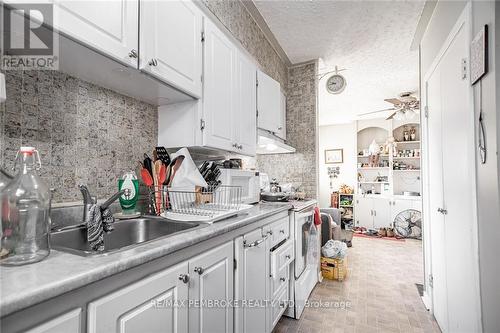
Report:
140,0,203,98
203,19,237,152
53,0,139,68
257,70,282,134
233,51,257,156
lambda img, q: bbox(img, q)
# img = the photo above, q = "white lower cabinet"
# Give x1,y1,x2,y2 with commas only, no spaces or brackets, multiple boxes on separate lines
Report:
372,197,391,229
87,262,189,333
234,229,269,333
188,241,234,333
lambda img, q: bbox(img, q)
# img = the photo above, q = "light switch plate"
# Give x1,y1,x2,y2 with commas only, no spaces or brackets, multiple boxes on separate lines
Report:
0,72,6,102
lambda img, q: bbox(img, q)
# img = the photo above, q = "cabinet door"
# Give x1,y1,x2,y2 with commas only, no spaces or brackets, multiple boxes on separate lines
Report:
54,0,138,67
355,196,373,228
140,0,203,98
275,90,287,140
390,199,414,227
88,263,189,333
257,70,281,133
202,19,236,152
188,241,234,333
233,52,257,156
372,197,391,229
26,309,82,333
234,229,268,333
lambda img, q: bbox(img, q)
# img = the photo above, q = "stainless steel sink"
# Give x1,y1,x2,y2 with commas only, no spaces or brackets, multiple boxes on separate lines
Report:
50,216,202,257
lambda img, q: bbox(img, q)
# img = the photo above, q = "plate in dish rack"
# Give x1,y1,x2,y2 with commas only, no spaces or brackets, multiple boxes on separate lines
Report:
161,204,254,224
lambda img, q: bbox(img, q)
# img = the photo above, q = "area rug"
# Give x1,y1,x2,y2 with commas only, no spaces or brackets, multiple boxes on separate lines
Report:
353,233,406,242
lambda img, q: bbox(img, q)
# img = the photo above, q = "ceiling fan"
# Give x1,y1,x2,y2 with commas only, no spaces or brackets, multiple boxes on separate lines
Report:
358,92,420,120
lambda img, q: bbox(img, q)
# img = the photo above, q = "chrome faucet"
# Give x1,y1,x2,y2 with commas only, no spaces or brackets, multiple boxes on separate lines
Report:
78,185,130,223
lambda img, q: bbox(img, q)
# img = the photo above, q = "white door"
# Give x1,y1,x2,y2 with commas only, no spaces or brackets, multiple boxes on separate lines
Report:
257,70,281,134
188,241,234,333
372,197,391,229
389,199,414,227
234,52,257,156
88,263,189,333
355,196,373,228
140,0,203,98
203,19,236,152
54,0,138,67
424,7,481,332
234,229,268,333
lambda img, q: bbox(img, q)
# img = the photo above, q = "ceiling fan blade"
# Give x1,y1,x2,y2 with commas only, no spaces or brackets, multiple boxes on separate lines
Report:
357,108,395,117
384,98,402,105
386,110,398,120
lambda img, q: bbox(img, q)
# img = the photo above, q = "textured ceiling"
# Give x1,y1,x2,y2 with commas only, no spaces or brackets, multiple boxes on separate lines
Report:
254,0,425,125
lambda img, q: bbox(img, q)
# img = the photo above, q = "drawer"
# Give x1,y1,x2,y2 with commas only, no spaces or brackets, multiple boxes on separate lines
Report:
266,217,290,247
270,264,289,299
269,283,288,330
270,239,294,278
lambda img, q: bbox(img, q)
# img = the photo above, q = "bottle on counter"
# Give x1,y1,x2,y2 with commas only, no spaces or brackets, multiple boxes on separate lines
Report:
0,147,51,265
118,171,139,215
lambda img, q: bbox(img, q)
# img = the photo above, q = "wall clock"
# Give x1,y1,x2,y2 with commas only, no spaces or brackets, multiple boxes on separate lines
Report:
326,74,346,94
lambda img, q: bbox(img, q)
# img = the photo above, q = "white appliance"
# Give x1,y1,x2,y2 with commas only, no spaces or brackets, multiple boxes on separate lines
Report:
284,200,319,319
217,169,260,204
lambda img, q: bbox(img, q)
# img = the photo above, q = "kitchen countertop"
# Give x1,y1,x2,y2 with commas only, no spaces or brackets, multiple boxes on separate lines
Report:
0,203,291,317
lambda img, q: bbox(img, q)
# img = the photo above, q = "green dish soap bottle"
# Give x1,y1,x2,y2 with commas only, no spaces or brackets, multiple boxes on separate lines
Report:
118,171,139,215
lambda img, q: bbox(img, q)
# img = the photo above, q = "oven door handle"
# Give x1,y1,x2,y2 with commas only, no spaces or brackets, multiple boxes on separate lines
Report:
244,234,269,248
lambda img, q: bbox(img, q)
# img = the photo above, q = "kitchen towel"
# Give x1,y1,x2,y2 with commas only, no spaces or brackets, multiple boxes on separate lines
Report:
87,204,115,251
169,148,208,190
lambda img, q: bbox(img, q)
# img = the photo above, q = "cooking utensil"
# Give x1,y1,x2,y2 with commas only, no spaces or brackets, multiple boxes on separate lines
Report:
168,155,185,186
140,166,154,187
155,146,171,165
261,192,289,202
158,163,167,184
153,160,162,215
143,153,153,179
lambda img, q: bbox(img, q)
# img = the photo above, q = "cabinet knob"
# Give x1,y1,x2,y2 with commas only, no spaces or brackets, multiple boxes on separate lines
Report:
178,274,190,283
278,126,282,130
237,144,243,150
267,230,273,235
232,143,238,148
279,229,285,234
280,277,286,282
194,266,204,275
437,208,448,215
128,49,138,58
148,58,158,66
285,254,291,259
279,301,286,308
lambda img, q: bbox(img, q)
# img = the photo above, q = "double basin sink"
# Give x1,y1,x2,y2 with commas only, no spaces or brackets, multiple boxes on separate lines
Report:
50,216,203,257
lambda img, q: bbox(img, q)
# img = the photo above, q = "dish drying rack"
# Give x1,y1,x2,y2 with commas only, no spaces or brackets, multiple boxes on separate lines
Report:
148,185,252,223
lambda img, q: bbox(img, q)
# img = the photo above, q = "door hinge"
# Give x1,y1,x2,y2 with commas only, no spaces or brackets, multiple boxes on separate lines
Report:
201,31,205,42
256,78,259,87
429,274,434,288
461,58,467,80
233,259,237,270
424,106,429,118
200,119,205,131
256,109,259,117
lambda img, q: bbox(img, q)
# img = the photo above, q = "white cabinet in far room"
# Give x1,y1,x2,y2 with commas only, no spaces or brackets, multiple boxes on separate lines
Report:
355,196,391,228
140,0,203,98
355,196,373,228
188,241,234,333
257,70,282,135
53,0,139,68
234,229,269,333
372,197,391,229
87,262,189,333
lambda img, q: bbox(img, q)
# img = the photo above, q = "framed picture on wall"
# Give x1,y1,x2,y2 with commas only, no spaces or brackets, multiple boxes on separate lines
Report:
325,149,343,164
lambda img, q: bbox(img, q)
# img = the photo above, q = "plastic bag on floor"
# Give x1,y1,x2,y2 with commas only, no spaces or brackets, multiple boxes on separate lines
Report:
321,239,347,258
307,222,319,268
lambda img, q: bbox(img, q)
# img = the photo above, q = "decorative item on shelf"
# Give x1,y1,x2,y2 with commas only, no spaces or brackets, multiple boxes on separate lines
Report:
403,126,410,141
410,126,417,141
325,149,343,164
339,184,353,194
368,140,380,167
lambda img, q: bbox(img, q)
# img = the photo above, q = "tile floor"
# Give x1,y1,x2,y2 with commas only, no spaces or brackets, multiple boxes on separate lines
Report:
274,236,441,333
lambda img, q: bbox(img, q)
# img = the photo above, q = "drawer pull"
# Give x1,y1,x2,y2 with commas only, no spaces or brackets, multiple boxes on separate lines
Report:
267,230,273,236
244,235,268,248
194,267,204,275
280,277,286,282
178,274,190,283
279,229,285,234
285,255,291,260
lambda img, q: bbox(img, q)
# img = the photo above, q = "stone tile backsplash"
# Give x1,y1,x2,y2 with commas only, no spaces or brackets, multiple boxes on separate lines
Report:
0,70,157,203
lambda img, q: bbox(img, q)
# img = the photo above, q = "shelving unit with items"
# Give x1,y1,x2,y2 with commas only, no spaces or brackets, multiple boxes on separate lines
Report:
338,193,354,227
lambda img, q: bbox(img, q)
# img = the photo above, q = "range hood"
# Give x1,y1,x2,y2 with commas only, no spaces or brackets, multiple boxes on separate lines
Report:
256,129,296,155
